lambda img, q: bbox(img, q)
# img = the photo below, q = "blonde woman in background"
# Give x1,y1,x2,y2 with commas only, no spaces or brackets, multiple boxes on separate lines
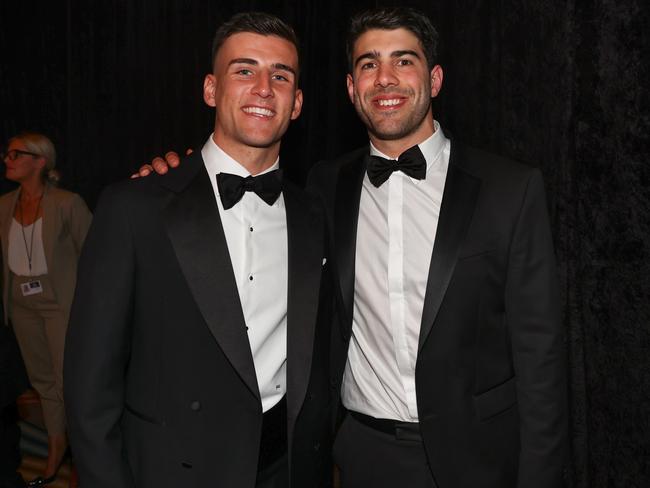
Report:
1,133,91,487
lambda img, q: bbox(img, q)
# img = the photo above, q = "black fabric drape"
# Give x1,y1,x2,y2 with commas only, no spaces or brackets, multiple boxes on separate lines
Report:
1,1,648,486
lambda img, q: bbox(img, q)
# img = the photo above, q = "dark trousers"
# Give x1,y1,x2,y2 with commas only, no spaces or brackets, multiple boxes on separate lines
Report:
333,413,437,488
255,397,288,488
255,454,288,488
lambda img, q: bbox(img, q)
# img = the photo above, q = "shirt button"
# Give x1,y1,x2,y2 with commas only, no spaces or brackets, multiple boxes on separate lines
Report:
249,275,253,281
190,401,201,411
249,226,254,232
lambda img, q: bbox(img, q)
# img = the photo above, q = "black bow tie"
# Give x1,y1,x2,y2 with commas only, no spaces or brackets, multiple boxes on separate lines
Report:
216,170,283,210
366,145,427,188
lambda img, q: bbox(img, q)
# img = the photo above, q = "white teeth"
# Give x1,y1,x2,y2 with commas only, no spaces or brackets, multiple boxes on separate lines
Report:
378,99,401,106
243,107,274,116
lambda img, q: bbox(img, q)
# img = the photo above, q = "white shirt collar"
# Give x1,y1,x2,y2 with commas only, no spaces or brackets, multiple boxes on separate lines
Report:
201,134,280,195
369,119,447,175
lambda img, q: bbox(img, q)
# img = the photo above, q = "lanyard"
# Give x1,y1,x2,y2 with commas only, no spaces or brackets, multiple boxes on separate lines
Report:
18,191,44,276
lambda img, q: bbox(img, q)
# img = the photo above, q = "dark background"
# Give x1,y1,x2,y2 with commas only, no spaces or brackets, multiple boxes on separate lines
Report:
1,1,648,486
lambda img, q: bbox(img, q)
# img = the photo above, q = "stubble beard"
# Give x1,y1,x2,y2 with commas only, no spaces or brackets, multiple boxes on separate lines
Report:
354,87,432,142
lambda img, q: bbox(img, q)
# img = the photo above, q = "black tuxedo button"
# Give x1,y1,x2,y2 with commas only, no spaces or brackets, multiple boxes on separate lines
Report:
190,401,201,411
181,462,192,469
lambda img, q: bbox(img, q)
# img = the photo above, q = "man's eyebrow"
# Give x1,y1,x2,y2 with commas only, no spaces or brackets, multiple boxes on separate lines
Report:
354,51,379,68
228,59,296,76
354,49,421,67
228,58,259,67
391,49,420,59
272,63,296,76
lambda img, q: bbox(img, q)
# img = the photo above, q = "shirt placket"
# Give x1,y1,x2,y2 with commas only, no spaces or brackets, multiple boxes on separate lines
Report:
387,174,418,419
241,195,255,318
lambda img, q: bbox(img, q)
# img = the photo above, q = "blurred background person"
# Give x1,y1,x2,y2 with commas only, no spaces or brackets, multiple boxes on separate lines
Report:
0,133,91,487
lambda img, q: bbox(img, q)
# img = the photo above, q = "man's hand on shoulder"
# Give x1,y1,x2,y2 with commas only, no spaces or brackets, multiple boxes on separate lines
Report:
130,149,192,178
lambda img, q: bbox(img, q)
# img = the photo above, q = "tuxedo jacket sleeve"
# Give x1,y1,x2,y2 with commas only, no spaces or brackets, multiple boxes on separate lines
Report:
64,181,137,488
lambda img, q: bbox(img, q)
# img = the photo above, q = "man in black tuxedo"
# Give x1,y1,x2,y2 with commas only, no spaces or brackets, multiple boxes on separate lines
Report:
307,7,568,488
64,12,332,488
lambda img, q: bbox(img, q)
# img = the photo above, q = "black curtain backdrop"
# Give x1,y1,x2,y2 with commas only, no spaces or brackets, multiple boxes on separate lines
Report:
1,1,648,486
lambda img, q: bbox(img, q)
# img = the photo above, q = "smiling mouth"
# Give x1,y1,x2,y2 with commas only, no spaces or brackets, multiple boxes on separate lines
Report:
242,106,275,117
373,97,406,109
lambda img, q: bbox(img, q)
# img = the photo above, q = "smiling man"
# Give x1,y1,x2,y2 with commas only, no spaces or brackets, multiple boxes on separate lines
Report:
307,7,568,488
64,12,332,488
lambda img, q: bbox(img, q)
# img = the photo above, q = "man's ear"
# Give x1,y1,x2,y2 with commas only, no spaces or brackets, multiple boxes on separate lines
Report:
203,74,217,107
291,89,303,120
346,73,355,104
430,65,443,98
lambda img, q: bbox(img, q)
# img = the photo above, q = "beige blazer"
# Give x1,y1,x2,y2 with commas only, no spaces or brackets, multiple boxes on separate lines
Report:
0,184,92,324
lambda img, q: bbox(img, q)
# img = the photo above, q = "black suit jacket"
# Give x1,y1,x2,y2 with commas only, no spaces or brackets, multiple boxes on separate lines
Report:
308,140,568,488
64,152,332,488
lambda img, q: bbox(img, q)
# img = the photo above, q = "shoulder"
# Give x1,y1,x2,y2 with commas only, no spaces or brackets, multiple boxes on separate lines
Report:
45,186,87,206
310,146,367,178
451,141,542,188
0,188,17,208
307,146,368,199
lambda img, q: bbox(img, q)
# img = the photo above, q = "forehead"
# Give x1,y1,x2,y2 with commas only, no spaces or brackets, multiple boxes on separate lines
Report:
215,32,299,68
7,139,26,150
352,27,422,57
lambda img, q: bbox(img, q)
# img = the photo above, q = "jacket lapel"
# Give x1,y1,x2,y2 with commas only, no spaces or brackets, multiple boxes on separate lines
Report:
333,152,366,332
418,145,481,351
284,181,323,421
160,152,259,400
41,185,57,273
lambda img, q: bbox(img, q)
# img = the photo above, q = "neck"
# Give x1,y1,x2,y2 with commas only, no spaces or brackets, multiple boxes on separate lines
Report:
212,134,280,176
369,116,436,159
20,180,45,200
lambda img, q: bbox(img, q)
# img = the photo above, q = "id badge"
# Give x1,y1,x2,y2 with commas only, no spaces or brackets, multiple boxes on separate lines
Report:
21,280,43,296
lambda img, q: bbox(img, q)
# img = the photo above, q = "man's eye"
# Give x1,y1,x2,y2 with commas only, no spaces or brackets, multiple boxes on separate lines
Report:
272,74,289,81
237,69,253,75
396,59,413,66
360,62,376,70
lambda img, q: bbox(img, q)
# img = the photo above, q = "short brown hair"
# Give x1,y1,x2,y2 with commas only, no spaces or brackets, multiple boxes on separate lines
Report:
211,12,300,76
347,7,439,72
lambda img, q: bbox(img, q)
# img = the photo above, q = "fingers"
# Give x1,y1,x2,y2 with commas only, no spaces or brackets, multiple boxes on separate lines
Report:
184,148,194,156
165,151,182,168
151,157,170,175
130,164,154,179
130,149,187,179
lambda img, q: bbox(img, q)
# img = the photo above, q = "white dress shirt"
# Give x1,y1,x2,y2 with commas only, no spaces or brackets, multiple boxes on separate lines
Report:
341,121,451,421
8,217,48,276
202,135,288,413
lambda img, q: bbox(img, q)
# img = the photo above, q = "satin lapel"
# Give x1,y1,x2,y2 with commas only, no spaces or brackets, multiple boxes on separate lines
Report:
161,154,259,400
41,186,57,273
283,183,323,422
418,156,481,352
334,155,366,330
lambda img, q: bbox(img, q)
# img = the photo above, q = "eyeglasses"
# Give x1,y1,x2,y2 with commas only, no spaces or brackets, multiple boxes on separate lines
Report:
2,149,42,161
